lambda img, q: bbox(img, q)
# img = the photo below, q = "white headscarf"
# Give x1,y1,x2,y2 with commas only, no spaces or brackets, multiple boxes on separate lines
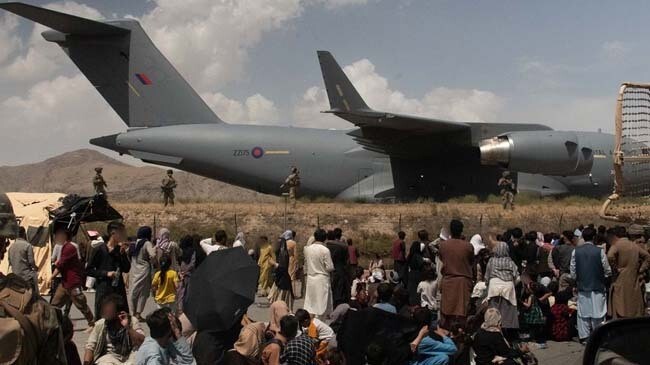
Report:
439,228,450,241
470,234,485,255
233,232,246,248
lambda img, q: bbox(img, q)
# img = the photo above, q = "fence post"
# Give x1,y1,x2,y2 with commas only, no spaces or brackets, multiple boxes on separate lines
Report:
398,213,402,232
557,213,564,232
234,213,238,234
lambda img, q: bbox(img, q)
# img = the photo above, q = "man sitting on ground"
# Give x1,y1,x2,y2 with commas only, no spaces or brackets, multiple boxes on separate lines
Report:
295,309,335,362
373,283,397,314
136,309,195,365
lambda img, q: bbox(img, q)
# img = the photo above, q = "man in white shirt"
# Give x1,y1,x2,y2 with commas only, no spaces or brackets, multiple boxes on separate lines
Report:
303,229,335,319
199,229,230,255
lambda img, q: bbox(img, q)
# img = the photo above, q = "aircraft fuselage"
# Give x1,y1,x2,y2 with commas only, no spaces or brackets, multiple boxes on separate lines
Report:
92,124,617,200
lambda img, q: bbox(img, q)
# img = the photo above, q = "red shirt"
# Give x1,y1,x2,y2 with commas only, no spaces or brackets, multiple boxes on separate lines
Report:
56,241,84,289
392,239,406,262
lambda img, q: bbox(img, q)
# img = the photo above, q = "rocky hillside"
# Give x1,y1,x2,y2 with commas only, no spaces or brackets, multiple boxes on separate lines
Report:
0,149,277,202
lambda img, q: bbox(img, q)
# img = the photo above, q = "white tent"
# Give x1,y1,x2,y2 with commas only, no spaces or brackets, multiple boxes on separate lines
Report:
0,192,64,294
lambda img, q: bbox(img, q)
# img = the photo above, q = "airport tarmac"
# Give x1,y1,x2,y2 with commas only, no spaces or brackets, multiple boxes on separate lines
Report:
60,292,584,364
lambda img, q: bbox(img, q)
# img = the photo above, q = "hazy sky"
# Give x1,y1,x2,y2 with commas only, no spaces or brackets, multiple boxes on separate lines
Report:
2,0,650,165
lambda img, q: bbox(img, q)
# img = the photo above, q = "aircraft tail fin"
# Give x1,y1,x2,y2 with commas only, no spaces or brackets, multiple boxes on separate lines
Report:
317,50,370,112
0,2,224,127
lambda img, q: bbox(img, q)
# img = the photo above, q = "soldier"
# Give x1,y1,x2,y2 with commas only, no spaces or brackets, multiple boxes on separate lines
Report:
498,171,516,210
93,167,108,195
161,169,177,206
281,166,301,207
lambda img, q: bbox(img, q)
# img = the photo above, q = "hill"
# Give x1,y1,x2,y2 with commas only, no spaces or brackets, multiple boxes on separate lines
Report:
0,149,278,202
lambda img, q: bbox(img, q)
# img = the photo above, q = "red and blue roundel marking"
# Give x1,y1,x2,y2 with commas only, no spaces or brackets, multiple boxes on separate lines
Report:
251,147,264,159
135,73,152,85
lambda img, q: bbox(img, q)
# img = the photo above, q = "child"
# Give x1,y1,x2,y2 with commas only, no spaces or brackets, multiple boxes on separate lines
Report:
550,289,575,342
152,254,179,314
521,282,547,349
417,269,438,312
296,309,335,363
351,266,368,308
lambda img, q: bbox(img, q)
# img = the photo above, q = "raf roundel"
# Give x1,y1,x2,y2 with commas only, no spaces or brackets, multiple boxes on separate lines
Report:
251,147,264,159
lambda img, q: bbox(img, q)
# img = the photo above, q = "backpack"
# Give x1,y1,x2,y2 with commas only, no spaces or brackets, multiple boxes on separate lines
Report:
0,274,66,365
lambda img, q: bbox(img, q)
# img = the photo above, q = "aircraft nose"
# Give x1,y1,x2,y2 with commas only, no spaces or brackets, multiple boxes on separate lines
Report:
90,133,129,154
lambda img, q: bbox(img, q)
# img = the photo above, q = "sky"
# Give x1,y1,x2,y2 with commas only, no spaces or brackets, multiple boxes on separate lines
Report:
2,0,650,165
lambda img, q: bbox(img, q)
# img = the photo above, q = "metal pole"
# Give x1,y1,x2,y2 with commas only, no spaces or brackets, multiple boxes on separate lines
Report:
398,213,402,232
282,193,288,231
234,213,238,234
317,215,320,229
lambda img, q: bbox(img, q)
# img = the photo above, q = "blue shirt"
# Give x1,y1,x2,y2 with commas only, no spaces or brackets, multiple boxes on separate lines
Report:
410,336,457,365
135,336,195,365
373,302,397,314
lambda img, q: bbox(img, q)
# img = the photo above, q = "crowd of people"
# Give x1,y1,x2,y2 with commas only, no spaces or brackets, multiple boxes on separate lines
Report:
3,217,650,365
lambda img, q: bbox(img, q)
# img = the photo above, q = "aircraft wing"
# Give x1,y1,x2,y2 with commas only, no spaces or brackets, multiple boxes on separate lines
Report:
317,50,472,157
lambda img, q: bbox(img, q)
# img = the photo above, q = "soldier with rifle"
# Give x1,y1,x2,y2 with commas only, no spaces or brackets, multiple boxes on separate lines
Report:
281,166,301,207
161,169,177,207
498,171,516,210
93,167,108,195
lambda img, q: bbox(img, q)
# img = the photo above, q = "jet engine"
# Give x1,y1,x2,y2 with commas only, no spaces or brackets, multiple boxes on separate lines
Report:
479,131,594,176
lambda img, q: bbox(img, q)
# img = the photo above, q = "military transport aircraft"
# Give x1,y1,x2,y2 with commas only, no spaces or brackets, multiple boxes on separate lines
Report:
0,2,619,201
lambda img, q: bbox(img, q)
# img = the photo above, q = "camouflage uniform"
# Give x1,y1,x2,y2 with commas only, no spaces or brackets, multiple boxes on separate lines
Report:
93,167,108,195
281,167,301,207
498,171,516,210
161,170,177,206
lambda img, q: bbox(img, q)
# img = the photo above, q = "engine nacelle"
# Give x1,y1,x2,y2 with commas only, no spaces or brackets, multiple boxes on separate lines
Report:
479,131,594,176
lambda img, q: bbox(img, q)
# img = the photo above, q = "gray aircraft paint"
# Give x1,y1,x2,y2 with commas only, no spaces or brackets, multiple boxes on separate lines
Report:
0,3,620,200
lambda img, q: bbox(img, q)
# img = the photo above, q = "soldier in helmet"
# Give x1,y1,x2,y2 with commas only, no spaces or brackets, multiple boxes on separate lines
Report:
281,166,301,207
498,171,516,210
93,167,108,195
161,169,177,207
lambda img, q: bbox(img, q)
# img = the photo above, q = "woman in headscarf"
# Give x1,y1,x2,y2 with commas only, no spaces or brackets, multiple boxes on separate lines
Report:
155,228,181,271
470,234,486,256
472,308,526,365
233,232,246,248
281,230,298,291
128,226,155,321
177,235,195,315
407,240,426,306
266,300,290,337
267,237,294,311
484,242,520,339
257,236,275,297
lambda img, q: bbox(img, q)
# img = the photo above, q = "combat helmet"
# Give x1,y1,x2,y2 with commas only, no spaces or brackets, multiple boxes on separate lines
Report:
167,169,174,175
291,167,298,173
95,167,103,173
502,171,510,178
0,193,18,239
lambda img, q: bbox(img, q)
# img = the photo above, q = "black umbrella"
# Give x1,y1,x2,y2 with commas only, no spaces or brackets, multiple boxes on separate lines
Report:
337,308,420,365
185,248,259,331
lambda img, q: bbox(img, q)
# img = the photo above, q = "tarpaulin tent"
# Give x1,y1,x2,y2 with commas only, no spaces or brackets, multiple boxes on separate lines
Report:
0,193,65,294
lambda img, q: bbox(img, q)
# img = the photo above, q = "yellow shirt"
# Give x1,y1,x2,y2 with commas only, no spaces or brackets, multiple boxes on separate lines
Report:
152,270,179,304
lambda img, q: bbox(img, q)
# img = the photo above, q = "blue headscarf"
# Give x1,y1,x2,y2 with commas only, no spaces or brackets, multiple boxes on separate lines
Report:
131,226,152,257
